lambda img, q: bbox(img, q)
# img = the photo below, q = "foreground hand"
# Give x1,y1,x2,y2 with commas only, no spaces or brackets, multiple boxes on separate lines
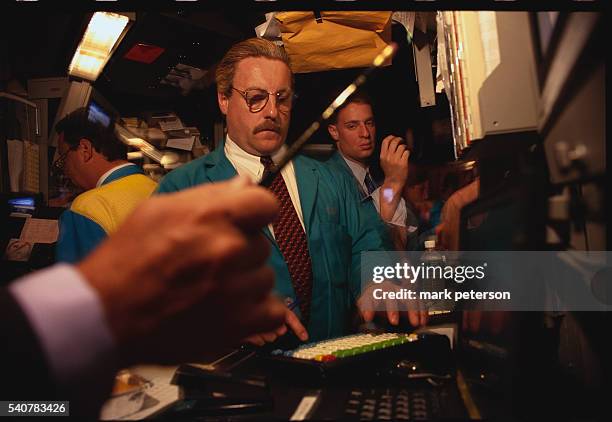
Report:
78,176,286,365
244,307,309,346
357,282,428,328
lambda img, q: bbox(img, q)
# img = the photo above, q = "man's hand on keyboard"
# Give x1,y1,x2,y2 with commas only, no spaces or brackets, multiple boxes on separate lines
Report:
244,307,309,346
357,281,428,327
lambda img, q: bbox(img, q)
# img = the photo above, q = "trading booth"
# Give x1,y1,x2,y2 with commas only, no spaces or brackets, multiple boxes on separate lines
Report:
0,4,606,421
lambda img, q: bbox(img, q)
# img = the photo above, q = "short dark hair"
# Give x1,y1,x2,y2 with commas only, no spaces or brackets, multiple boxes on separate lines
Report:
328,90,373,125
55,107,126,161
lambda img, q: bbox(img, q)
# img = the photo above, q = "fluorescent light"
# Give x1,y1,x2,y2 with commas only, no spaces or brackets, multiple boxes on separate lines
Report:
68,12,130,81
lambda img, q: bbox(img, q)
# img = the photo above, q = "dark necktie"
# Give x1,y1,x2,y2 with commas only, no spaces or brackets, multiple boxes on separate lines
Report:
260,156,313,322
364,171,378,196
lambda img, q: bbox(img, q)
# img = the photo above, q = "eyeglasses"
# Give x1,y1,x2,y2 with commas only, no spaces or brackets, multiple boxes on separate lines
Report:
231,87,295,113
52,148,74,174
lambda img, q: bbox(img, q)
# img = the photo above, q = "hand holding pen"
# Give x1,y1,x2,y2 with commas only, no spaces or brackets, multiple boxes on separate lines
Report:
243,296,309,346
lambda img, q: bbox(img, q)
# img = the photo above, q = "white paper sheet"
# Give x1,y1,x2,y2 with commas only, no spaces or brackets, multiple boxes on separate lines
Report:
478,11,501,78
19,218,59,244
158,119,184,131
100,366,179,420
165,136,195,151
7,139,24,192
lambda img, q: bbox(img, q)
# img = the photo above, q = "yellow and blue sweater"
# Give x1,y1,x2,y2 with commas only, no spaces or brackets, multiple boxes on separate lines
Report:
56,165,157,263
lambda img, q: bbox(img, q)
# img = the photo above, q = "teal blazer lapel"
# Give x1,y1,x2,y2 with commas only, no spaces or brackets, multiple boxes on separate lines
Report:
294,156,318,236
205,141,277,243
207,140,278,243
329,150,369,200
202,142,238,183
329,150,351,173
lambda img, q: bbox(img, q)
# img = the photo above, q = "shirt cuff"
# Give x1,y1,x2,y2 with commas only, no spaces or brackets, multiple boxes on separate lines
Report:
371,187,408,227
9,264,117,385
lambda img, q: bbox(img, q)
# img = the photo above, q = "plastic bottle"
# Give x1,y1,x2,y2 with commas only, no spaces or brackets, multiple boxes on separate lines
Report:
420,236,452,313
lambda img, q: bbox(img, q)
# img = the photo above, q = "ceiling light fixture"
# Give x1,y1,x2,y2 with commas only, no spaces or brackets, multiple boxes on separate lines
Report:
68,12,131,81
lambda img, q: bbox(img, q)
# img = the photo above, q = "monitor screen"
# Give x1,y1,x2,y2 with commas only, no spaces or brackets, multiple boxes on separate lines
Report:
7,196,36,215
88,101,112,128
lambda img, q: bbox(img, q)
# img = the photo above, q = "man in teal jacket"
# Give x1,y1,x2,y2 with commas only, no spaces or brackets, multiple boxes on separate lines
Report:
325,91,420,251
157,38,421,342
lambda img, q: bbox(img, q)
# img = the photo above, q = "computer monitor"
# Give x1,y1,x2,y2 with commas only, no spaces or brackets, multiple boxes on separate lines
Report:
87,100,112,128
87,88,120,128
2,192,41,216
8,196,36,215
529,12,604,185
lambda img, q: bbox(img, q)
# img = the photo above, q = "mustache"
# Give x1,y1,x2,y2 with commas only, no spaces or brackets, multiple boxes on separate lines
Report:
253,121,281,134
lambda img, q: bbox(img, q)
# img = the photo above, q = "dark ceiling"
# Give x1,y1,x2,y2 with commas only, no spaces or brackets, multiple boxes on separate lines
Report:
1,11,265,98
1,10,454,163
1,13,86,84
100,11,266,99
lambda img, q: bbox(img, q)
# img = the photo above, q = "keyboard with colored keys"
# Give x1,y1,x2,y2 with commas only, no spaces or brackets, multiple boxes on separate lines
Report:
272,332,418,361
266,332,425,378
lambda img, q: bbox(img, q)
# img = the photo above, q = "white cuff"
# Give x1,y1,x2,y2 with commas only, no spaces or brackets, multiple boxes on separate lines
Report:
9,264,117,385
371,187,408,227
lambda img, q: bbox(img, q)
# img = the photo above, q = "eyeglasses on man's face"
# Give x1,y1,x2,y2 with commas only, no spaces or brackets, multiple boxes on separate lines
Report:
231,87,295,113
52,149,70,173
52,146,77,174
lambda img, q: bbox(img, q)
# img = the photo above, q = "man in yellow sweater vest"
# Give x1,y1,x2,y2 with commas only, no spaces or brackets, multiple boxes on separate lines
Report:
53,107,157,263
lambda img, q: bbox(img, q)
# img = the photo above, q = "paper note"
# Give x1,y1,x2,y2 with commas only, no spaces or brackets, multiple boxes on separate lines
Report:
100,366,179,421
23,140,40,193
478,11,501,78
290,393,320,421
158,119,184,132
256,12,281,39
166,136,195,151
19,218,59,244
7,139,24,192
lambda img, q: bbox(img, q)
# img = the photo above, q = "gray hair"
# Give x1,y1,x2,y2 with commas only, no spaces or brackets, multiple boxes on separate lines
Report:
216,38,292,97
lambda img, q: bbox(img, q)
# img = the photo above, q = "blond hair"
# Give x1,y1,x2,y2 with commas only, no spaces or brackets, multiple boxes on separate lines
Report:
216,38,292,96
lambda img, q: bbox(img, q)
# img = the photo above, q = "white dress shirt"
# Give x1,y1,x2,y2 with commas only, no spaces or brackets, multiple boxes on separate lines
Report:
224,136,305,236
339,152,408,227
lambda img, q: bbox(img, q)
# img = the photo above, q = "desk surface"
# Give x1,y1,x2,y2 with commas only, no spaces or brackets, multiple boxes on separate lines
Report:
98,324,604,421
102,332,472,420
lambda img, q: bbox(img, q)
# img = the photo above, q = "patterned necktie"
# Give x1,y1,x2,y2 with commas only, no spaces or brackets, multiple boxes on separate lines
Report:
364,171,378,196
260,156,313,322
